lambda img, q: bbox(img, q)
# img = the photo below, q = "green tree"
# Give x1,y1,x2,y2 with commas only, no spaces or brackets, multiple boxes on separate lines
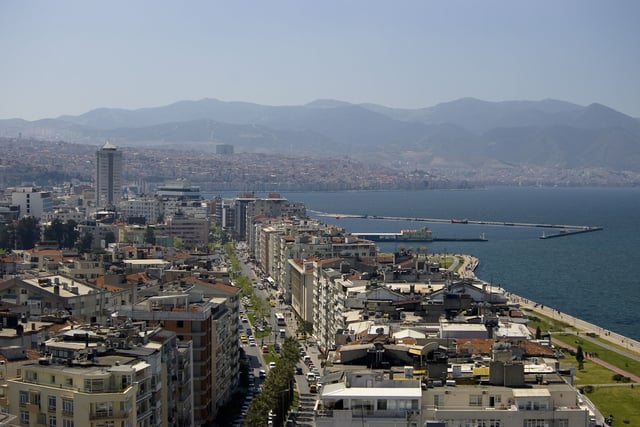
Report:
297,320,314,339
104,231,116,246
43,219,79,249
173,236,183,249
15,216,40,249
576,345,585,370
143,226,156,245
62,220,79,248
76,232,93,253
535,326,542,340
0,221,16,250
43,218,65,246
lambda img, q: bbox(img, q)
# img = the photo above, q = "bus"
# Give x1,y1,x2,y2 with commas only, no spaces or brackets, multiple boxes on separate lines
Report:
275,312,286,326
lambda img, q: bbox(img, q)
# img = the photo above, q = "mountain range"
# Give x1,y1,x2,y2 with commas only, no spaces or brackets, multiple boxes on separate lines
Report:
2,97,640,172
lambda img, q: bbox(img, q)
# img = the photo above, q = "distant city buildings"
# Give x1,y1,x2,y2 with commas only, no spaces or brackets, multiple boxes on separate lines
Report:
215,144,234,155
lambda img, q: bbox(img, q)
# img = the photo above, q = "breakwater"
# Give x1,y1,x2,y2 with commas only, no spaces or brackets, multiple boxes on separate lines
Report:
311,210,603,239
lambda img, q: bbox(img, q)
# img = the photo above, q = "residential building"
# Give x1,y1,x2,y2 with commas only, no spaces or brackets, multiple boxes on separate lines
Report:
0,275,112,325
117,287,235,426
10,186,52,219
315,371,422,427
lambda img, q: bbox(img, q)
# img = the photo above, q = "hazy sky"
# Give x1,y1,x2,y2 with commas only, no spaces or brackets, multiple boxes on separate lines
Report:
2,0,639,120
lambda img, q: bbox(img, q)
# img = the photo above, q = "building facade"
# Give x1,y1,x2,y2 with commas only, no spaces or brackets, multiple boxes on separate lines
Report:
95,142,123,208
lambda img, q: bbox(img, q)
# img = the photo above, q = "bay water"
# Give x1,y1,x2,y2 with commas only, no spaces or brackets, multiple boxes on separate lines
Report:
274,187,640,341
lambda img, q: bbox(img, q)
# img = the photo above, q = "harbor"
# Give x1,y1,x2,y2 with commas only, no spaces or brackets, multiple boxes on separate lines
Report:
310,210,603,239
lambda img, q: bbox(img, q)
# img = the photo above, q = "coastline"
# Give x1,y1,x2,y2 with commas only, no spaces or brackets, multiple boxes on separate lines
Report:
460,255,640,353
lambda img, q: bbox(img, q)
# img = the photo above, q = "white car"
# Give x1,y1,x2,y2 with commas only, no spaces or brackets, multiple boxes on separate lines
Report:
269,362,276,370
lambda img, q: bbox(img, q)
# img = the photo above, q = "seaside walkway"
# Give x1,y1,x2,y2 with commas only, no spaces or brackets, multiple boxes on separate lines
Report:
459,255,640,378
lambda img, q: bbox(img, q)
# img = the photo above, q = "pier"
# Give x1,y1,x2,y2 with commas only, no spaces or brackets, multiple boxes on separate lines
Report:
309,210,603,239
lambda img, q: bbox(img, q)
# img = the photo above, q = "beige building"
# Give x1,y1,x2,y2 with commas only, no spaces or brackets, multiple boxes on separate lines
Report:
7,355,146,427
421,382,593,427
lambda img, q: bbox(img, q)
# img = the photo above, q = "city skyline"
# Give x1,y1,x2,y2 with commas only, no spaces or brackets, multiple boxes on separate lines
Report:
1,0,639,120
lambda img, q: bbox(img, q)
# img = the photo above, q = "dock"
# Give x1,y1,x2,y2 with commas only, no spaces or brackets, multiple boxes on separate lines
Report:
309,210,603,239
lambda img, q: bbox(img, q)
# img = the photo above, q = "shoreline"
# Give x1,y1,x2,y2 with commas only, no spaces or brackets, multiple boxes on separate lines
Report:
459,255,640,353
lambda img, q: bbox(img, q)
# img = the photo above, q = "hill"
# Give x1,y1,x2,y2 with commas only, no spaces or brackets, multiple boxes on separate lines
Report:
2,97,640,178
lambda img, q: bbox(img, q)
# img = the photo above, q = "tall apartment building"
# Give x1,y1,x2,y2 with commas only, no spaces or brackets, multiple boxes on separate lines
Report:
10,186,52,219
95,142,123,208
4,321,194,427
117,288,235,426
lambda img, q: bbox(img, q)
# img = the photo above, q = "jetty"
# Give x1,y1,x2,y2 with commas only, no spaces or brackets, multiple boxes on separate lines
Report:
309,210,603,239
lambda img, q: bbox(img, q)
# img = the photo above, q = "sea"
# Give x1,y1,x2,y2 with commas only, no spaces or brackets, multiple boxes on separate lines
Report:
214,187,640,341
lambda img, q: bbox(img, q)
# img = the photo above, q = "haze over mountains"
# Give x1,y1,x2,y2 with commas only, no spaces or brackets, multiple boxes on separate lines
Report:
2,97,640,173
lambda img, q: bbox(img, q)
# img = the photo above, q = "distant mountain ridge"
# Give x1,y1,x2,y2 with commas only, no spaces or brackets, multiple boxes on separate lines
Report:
2,97,640,173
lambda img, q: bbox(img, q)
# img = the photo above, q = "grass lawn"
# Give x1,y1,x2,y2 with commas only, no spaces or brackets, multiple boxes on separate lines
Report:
559,357,624,385
523,309,573,332
585,385,640,426
553,333,640,379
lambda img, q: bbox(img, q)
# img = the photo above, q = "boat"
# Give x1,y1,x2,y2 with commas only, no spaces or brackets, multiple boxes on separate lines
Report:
451,218,468,224
396,227,433,241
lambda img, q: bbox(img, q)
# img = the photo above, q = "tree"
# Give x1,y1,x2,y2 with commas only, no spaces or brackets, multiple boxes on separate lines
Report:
15,216,40,249
62,220,79,248
104,231,116,246
173,236,183,249
297,320,314,339
535,326,542,340
143,226,156,245
576,345,585,370
0,221,16,250
43,218,65,246
76,232,93,253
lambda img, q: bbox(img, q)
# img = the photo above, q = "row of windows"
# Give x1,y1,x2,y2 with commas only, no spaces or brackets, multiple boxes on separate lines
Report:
19,391,73,413
19,411,73,427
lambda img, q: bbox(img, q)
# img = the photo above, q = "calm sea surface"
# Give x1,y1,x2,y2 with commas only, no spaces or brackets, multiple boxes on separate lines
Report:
265,187,639,341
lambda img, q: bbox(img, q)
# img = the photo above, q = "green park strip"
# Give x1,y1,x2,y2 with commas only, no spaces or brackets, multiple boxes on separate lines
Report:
523,308,574,332
585,386,640,426
559,357,627,385
552,333,640,379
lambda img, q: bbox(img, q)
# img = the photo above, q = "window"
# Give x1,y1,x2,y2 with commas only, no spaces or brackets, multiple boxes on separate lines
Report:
62,398,73,415
556,421,568,427
49,415,57,427
48,395,56,410
19,390,28,405
20,410,29,424
62,419,74,427
177,320,184,328
51,375,56,384
524,420,549,427
469,394,483,407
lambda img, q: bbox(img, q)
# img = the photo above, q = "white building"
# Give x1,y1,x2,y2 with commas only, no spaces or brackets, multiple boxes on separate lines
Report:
315,371,422,427
10,186,52,219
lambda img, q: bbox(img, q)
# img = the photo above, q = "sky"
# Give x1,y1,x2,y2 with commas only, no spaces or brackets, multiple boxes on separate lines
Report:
1,0,639,120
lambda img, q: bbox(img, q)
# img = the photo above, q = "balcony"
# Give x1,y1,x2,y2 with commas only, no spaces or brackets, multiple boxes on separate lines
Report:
90,409,131,420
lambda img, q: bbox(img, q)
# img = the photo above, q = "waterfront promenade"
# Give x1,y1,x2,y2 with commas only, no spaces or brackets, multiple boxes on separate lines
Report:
458,255,640,353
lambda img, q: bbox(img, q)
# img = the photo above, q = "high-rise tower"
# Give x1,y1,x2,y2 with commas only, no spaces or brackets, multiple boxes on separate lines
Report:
95,141,123,208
